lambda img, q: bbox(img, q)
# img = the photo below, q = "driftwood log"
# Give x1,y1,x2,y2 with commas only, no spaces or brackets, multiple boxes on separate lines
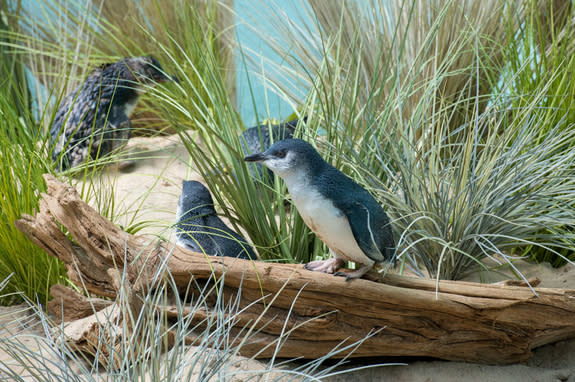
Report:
15,174,575,365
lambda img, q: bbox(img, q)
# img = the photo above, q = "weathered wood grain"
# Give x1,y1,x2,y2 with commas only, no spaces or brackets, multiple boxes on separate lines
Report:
15,174,575,365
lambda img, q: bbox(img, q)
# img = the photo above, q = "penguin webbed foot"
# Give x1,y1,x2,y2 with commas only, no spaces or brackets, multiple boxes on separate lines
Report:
304,258,345,274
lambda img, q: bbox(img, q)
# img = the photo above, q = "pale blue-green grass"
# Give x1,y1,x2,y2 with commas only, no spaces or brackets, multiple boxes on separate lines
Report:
0,262,402,381
227,0,575,279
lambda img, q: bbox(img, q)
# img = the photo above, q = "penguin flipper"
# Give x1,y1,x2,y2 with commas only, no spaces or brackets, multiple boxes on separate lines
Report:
342,201,393,264
88,110,132,160
105,107,133,151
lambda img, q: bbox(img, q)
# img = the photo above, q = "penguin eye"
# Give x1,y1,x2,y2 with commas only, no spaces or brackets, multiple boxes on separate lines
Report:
275,149,287,159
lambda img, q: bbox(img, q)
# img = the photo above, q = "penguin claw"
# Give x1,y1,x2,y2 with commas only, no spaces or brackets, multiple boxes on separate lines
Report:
336,265,374,281
333,271,352,281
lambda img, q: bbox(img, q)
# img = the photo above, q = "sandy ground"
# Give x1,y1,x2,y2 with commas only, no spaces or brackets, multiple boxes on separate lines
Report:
1,134,575,381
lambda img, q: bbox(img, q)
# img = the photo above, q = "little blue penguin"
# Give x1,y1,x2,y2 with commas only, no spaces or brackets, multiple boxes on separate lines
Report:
244,138,395,280
240,118,305,184
50,56,176,171
175,180,257,260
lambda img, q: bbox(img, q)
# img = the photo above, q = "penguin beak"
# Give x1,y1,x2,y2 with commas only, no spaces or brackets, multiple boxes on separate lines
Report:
244,153,266,162
155,73,178,83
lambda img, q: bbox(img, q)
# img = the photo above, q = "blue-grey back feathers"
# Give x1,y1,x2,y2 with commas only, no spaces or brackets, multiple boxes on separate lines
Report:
175,180,256,260
318,169,395,264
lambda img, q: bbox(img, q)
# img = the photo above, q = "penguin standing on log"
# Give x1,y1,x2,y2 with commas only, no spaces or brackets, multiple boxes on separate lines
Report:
245,138,395,280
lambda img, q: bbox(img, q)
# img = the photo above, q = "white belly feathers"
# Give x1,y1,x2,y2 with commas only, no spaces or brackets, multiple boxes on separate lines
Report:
289,183,373,266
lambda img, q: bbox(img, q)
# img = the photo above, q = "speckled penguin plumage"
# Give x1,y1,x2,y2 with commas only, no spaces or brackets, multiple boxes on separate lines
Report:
50,56,175,171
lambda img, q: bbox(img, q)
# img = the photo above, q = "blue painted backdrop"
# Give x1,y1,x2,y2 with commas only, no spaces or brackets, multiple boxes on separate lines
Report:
234,0,305,125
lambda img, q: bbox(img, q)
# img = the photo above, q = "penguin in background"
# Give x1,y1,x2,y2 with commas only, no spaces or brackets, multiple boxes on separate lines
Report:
240,117,306,185
175,180,257,260
50,56,176,171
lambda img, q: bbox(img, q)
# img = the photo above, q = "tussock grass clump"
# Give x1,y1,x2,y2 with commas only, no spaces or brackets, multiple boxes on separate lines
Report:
372,108,575,280
0,11,66,305
0,96,64,305
232,0,575,279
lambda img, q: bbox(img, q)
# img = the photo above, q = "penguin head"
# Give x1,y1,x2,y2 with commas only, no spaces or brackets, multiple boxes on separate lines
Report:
104,56,176,85
244,138,323,179
132,56,177,83
177,180,216,218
